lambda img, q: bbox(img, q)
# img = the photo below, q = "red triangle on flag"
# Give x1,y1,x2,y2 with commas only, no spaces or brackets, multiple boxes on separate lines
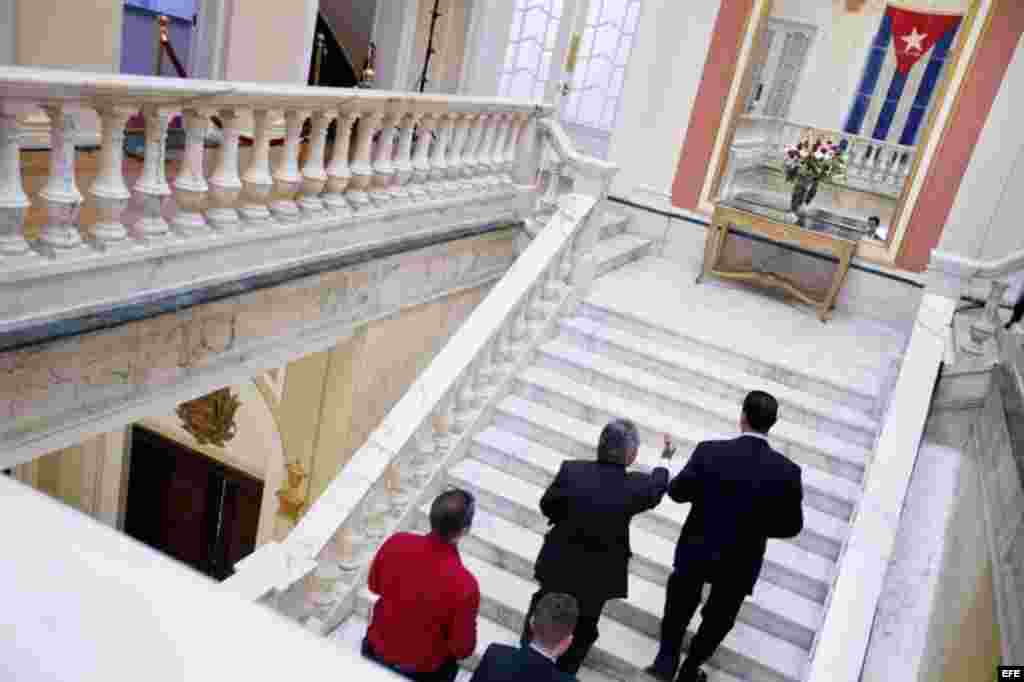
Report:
886,5,962,75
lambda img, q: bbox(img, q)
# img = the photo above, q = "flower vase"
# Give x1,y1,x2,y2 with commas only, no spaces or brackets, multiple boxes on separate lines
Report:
789,177,818,226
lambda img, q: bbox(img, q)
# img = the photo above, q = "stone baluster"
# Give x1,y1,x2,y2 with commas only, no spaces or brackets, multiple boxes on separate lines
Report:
451,370,478,434
39,104,86,256
171,108,213,238
0,110,35,261
347,111,384,211
271,109,308,223
461,113,488,193
408,113,435,202
525,282,549,333
370,112,399,208
300,110,334,215
427,114,453,197
485,114,511,190
543,248,569,301
471,336,502,404
207,108,243,231
323,112,358,216
363,486,393,542
240,109,275,227
445,114,472,196
476,113,501,191
432,391,457,455
500,114,526,186
392,113,419,205
88,105,135,250
132,106,173,243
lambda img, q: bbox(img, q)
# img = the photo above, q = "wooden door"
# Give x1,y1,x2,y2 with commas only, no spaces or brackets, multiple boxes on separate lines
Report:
124,426,263,581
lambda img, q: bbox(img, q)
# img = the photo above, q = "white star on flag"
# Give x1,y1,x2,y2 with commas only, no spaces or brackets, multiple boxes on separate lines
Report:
901,27,928,54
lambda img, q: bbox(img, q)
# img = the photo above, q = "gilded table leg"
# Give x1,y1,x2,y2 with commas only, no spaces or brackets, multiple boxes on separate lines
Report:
697,222,725,285
820,244,854,323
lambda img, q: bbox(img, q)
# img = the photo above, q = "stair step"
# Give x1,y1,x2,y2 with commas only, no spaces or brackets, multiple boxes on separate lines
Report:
596,208,631,239
578,300,879,416
557,315,878,447
591,234,654,277
452,451,831,605
454,545,804,682
531,341,869,486
519,360,868,489
426,498,821,651
494,391,848,563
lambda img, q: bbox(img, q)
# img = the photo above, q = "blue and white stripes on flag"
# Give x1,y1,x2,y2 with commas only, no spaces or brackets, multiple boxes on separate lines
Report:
844,4,963,147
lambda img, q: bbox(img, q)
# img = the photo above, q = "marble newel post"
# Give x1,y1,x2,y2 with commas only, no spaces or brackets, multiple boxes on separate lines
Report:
0,111,37,261
300,110,335,215
240,109,275,227
323,113,358,215
271,109,308,223
207,108,243,231
39,104,86,256
89,105,136,250
133,106,174,242
172,108,213,238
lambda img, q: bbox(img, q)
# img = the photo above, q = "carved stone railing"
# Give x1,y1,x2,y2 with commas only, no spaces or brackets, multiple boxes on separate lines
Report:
929,248,1024,357
0,66,550,327
727,115,916,199
222,182,610,634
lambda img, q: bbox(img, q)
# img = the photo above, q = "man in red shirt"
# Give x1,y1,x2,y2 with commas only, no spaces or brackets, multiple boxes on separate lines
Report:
362,488,480,682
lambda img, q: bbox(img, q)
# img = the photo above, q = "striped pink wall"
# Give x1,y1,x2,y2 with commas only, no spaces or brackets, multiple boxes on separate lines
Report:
669,0,755,212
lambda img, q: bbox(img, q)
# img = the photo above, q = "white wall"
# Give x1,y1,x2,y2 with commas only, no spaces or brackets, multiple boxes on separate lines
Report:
0,0,14,65
222,0,318,84
371,0,419,91
940,32,1024,262
606,0,721,201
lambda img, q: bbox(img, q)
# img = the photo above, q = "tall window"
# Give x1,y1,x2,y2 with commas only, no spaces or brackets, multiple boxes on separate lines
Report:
497,0,566,102
563,0,641,133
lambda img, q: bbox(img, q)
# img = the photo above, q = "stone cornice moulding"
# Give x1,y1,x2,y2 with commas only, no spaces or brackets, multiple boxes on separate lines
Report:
0,190,534,347
0,231,519,467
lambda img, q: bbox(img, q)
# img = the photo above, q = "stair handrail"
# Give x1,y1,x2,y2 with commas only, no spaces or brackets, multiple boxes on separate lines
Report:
221,122,618,636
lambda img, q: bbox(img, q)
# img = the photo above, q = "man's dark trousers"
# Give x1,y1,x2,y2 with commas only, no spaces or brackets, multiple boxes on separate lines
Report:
362,637,459,682
650,566,747,677
520,587,605,674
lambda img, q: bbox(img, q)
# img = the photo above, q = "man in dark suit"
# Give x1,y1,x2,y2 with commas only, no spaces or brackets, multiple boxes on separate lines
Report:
471,593,579,682
645,391,804,682
522,418,677,674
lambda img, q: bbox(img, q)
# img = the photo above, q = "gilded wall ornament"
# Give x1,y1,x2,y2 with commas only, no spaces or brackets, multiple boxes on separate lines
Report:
176,387,241,447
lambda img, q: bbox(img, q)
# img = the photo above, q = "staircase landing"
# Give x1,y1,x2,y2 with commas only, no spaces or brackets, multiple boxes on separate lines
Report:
586,256,909,406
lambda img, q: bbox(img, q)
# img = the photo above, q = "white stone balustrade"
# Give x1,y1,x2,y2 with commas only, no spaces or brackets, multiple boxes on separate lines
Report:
300,110,333,215
392,113,418,205
0,109,33,260
208,107,243,231
370,112,399,208
323,112,357,216
240,108,274,227
172,108,212,238
735,114,917,198
226,186,612,635
427,114,453,197
408,113,435,202
39,103,86,255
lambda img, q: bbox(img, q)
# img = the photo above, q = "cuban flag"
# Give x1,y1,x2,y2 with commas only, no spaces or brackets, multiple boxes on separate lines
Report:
844,4,963,146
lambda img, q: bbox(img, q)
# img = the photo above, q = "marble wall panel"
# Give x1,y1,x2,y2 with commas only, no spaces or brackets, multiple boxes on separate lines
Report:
0,229,520,454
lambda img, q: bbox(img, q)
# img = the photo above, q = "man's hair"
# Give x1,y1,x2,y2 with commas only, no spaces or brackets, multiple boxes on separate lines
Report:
531,593,579,648
597,418,639,465
429,488,475,541
742,390,778,433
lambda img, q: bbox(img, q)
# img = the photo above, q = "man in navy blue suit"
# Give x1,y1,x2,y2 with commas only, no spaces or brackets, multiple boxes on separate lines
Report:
645,391,804,682
470,593,579,682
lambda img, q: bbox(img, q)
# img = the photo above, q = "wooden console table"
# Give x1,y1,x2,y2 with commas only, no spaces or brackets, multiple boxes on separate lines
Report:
698,200,862,323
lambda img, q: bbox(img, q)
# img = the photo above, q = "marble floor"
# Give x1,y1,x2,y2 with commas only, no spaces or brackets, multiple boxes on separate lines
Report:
588,256,911,400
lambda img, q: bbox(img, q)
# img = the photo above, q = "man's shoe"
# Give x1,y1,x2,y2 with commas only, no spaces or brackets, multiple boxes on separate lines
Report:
643,664,675,682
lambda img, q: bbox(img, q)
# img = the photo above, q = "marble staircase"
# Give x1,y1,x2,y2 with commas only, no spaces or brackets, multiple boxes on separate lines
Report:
329,209,905,682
